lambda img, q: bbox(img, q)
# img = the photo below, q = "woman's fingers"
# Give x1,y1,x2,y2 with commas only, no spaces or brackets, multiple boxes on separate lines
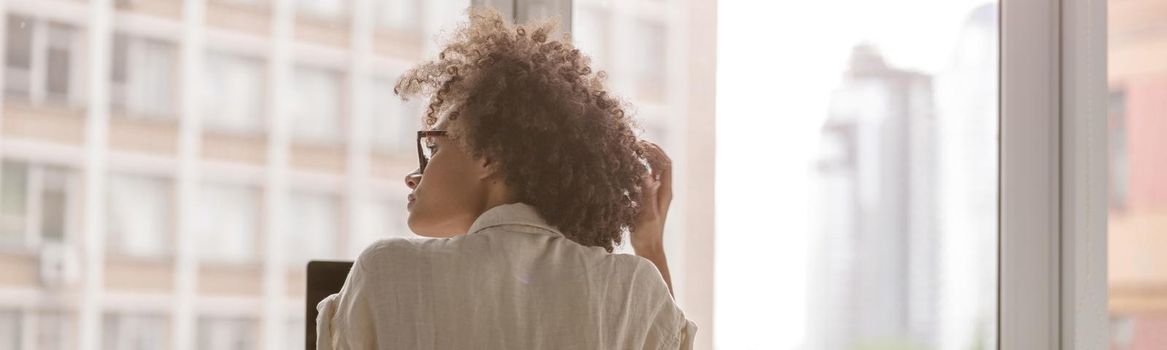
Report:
640,141,673,213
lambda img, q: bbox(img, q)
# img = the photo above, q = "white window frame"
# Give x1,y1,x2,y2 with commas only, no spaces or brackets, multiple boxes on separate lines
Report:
1000,0,1107,347
473,0,1117,348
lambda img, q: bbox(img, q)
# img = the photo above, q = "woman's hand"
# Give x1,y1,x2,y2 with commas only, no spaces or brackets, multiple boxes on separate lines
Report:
631,141,674,295
631,141,673,252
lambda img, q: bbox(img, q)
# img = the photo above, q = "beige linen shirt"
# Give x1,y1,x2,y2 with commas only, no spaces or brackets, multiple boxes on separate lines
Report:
315,202,697,350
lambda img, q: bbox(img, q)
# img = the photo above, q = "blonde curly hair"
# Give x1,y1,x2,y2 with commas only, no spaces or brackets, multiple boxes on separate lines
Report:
393,7,649,252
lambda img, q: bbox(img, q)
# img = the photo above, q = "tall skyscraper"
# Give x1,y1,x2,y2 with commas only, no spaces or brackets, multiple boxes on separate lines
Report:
809,43,939,350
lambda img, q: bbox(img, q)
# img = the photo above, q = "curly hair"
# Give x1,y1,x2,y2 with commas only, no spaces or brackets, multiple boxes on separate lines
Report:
394,7,648,252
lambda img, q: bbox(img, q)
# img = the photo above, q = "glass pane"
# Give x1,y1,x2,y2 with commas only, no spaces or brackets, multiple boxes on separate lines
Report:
0,161,29,247
45,23,76,102
196,183,260,264
39,167,73,243
289,66,344,144
107,174,173,258
286,191,340,266
197,317,258,350
5,15,33,98
204,52,266,133
0,310,18,350
715,1,997,349
111,34,178,118
1108,0,1167,347
102,313,169,350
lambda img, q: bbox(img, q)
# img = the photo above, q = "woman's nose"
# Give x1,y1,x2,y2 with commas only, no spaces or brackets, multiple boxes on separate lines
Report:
404,169,422,190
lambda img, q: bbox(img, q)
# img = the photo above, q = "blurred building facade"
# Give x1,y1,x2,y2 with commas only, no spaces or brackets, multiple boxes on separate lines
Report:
1107,0,1167,348
0,0,703,349
809,4,998,350
810,44,939,350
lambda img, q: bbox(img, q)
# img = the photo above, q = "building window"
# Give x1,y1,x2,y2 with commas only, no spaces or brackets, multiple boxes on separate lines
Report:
286,191,340,266
375,0,420,32
4,17,82,106
290,66,344,144
102,313,168,350
0,310,19,350
631,20,666,102
0,161,77,249
4,15,33,98
44,22,78,104
106,174,173,258
197,316,258,350
111,33,178,119
36,311,74,350
369,77,420,153
0,161,29,249
1108,89,1129,210
203,52,266,134
354,199,410,255
297,0,348,21
196,183,260,264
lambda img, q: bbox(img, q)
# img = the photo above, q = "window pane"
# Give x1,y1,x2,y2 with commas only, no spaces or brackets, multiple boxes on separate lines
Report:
197,316,258,350
204,52,266,133
368,77,420,153
107,174,173,258
36,311,74,350
0,310,18,350
102,313,168,350
376,0,419,32
5,15,33,97
714,1,997,349
45,23,76,102
197,183,260,263
111,34,178,118
39,167,73,243
290,66,343,144
297,0,347,20
286,192,340,266
1108,0,1167,347
0,161,29,247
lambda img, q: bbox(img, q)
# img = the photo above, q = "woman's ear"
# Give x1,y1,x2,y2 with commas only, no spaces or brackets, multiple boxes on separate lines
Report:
477,155,503,181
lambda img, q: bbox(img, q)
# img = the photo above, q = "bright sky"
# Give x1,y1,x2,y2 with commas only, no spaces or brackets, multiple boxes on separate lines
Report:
715,0,993,348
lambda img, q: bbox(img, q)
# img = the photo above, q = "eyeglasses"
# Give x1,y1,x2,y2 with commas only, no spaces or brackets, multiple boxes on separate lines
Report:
416,130,448,174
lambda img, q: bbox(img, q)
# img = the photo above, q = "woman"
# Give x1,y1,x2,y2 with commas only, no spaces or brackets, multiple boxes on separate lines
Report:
316,8,695,349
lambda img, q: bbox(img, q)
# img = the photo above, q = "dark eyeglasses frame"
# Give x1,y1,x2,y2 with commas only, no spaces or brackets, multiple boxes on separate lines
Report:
416,130,448,174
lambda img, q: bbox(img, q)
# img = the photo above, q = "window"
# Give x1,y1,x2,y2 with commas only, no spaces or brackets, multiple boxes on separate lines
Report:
716,1,997,348
203,52,266,134
5,15,32,98
0,161,78,249
289,66,344,144
353,198,410,255
111,33,178,119
368,77,420,153
35,311,73,350
39,167,73,244
1108,0,1167,345
106,174,173,258
102,313,168,350
630,20,665,102
0,161,29,249
196,316,258,350
375,0,420,32
196,183,260,264
297,0,348,21
286,192,340,266
3,17,81,105
0,310,18,350
44,22,77,104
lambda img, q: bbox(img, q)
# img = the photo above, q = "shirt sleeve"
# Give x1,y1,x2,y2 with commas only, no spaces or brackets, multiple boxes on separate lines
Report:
678,319,698,350
315,293,341,350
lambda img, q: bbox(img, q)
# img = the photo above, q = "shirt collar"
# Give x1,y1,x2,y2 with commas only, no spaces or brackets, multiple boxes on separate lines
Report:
466,202,563,236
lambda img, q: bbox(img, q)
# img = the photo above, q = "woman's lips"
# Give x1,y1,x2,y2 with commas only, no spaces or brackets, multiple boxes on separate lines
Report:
407,193,416,208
